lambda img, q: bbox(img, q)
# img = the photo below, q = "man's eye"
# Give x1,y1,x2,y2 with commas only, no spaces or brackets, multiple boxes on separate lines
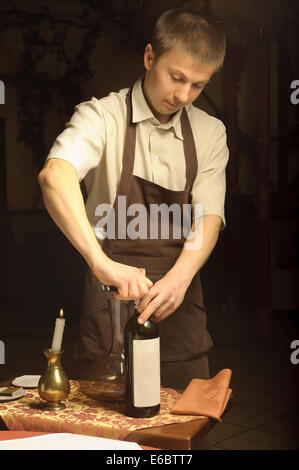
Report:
171,75,181,81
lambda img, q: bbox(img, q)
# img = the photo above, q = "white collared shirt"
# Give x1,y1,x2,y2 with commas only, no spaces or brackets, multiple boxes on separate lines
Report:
47,76,229,240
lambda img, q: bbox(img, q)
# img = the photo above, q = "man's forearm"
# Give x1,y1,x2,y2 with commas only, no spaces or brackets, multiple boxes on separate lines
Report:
168,214,222,285
38,159,106,270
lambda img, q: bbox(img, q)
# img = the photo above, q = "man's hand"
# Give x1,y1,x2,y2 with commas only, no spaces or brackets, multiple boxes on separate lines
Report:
91,257,153,300
136,271,190,324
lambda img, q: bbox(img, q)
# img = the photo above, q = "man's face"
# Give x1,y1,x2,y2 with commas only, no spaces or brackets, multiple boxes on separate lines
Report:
143,44,215,123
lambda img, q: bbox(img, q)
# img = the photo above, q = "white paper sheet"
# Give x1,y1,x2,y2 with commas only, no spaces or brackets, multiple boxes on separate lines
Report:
0,433,142,450
12,375,41,388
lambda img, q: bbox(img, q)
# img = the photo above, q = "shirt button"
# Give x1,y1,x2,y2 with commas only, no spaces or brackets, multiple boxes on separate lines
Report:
153,155,159,162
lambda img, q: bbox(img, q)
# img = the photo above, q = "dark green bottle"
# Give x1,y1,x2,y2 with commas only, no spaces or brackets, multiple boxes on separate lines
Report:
124,303,160,418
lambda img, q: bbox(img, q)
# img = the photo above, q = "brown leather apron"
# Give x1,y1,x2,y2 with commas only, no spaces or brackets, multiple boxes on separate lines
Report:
74,91,213,384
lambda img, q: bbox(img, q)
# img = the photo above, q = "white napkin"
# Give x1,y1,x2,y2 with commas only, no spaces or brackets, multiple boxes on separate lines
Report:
12,375,41,388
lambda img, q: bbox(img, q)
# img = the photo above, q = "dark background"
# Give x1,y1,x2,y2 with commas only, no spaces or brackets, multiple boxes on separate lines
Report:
1,1,298,326
0,2,298,447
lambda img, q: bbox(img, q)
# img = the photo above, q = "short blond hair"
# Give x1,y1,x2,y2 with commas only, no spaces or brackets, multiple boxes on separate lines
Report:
150,8,226,72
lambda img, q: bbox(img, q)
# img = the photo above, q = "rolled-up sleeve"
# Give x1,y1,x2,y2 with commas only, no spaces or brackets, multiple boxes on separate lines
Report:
47,98,105,182
192,120,229,231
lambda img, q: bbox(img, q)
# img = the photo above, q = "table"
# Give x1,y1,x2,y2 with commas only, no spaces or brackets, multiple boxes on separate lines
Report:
0,378,225,450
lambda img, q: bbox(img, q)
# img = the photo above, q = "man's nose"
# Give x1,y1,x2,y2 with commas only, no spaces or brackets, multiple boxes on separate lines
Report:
174,85,191,105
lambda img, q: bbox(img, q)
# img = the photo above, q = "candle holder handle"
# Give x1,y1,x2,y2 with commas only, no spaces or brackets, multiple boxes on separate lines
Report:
38,349,70,410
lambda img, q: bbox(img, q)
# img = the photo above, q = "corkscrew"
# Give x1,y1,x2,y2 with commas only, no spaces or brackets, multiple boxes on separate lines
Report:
101,284,118,292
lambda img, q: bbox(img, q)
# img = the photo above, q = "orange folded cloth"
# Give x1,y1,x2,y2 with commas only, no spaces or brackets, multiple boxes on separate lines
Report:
171,369,232,421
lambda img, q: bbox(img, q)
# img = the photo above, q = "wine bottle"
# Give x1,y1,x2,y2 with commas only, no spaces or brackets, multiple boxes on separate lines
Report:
124,301,160,418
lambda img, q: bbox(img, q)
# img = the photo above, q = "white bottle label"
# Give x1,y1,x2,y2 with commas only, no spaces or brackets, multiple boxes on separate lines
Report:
133,337,160,407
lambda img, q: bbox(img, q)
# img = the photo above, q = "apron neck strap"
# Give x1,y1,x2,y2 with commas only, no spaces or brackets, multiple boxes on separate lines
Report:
118,91,136,196
180,107,198,190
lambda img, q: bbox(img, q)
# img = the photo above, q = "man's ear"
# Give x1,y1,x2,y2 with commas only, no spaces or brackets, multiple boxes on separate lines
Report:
144,43,155,71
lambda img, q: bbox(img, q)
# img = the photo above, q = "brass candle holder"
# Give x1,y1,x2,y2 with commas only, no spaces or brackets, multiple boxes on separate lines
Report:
38,349,70,410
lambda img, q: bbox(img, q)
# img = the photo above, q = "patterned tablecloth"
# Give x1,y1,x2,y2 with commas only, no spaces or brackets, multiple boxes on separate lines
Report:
0,381,204,441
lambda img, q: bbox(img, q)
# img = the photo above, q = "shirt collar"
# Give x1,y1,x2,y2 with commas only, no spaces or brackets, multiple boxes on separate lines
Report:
131,76,191,141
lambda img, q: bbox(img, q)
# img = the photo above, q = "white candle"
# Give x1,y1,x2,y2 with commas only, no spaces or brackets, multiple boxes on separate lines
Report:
51,309,65,352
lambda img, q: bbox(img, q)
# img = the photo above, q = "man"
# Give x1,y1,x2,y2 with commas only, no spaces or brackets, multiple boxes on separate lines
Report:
38,8,228,388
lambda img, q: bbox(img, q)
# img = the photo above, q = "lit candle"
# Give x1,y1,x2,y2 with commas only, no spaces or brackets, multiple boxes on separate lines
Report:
51,309,65,352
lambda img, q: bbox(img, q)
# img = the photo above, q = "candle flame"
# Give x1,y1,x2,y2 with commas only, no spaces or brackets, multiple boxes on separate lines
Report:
59,309,64,318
